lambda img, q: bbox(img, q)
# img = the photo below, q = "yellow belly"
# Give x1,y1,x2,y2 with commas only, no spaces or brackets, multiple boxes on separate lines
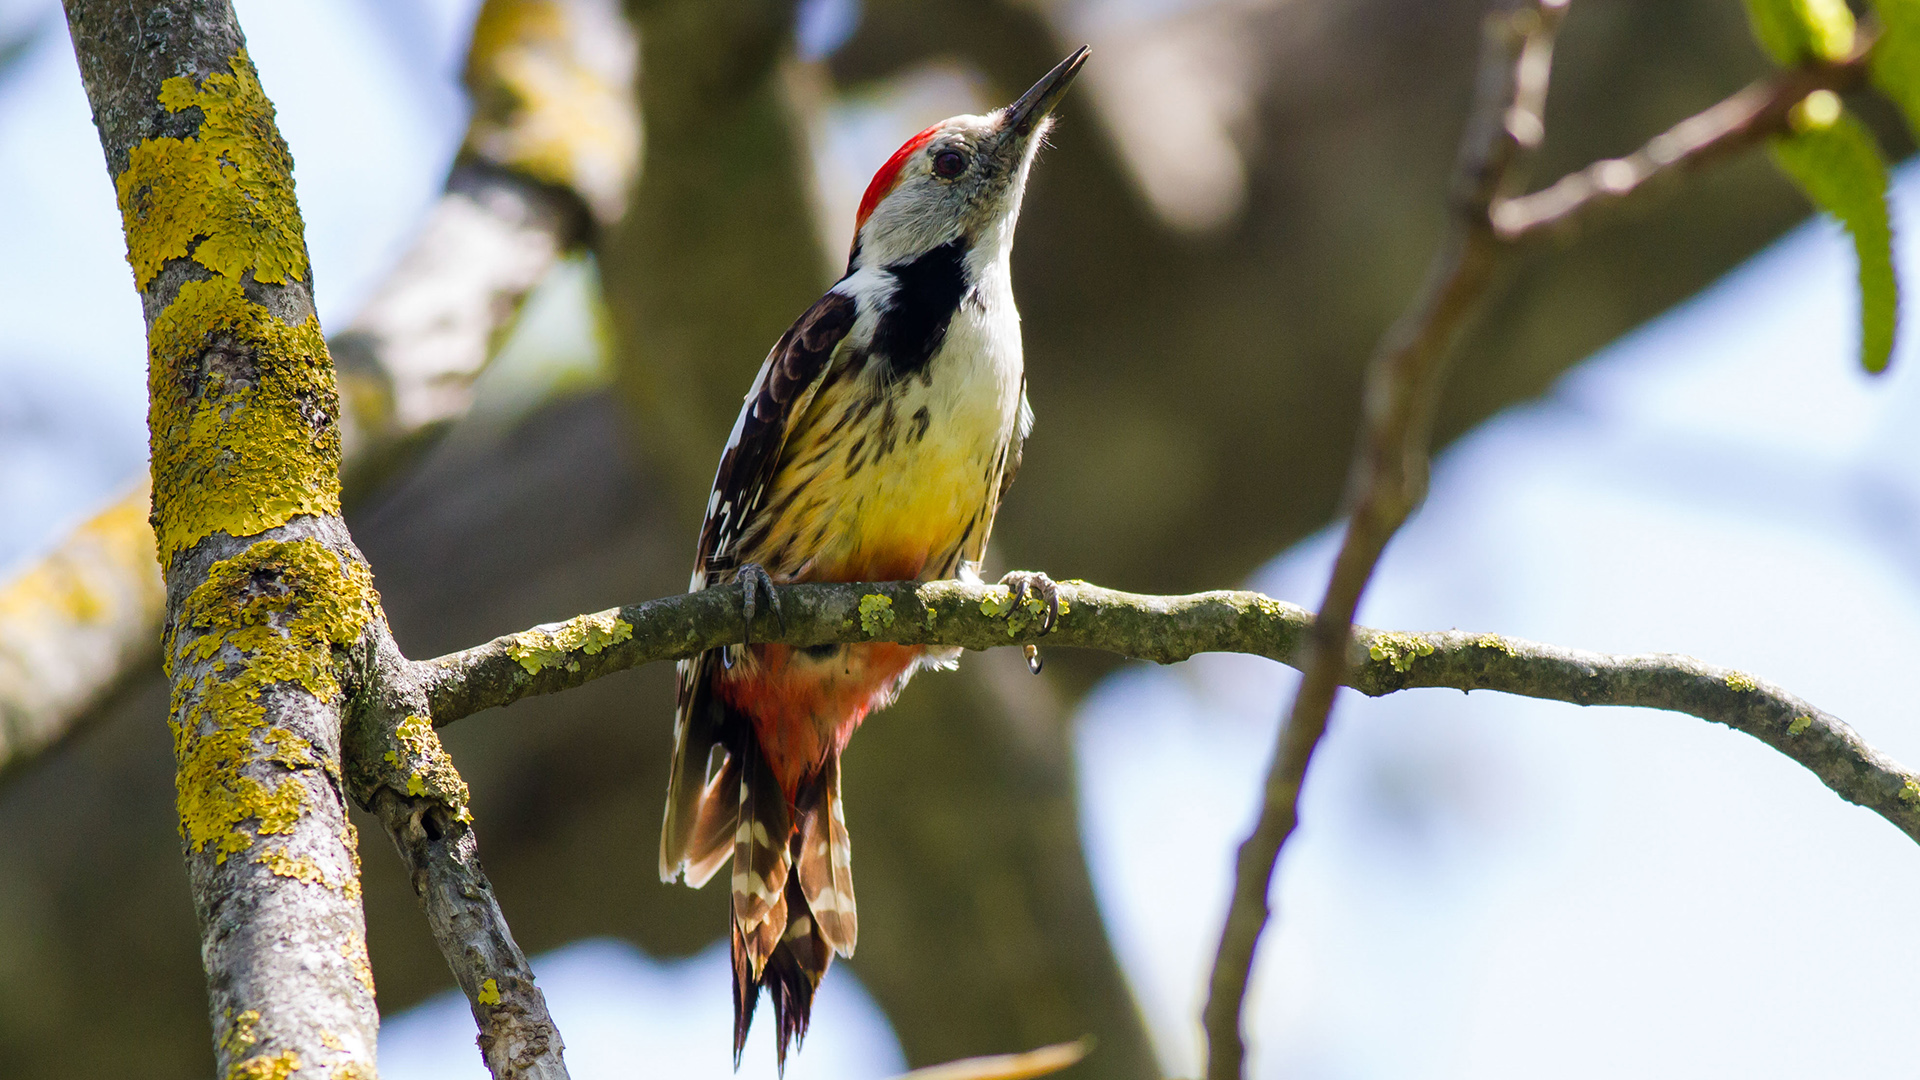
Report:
740,358,1017,583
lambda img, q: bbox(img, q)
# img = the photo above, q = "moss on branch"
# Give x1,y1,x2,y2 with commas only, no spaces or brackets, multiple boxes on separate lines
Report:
419,577,1920,849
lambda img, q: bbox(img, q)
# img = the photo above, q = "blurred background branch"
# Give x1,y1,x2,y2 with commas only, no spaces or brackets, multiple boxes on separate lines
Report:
0,0,637,786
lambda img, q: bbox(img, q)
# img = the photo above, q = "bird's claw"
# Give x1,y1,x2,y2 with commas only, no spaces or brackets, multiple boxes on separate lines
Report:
738,563,785,645
998,570,1059,634
998,571,1058,676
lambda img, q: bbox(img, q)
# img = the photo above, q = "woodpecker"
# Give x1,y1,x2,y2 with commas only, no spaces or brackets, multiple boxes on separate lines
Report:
656,47,1089,1070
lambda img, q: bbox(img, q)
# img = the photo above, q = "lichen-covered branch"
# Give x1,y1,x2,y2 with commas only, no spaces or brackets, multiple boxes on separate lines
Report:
62,3,381,1071
407,576,1920,849
346,624,568,1080
0,0,638,784
62,3,589,1076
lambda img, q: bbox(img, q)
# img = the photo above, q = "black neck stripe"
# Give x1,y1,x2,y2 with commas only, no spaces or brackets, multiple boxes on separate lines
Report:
872,239,969,379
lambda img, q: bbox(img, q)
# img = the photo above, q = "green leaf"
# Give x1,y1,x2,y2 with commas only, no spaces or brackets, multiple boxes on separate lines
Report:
1745,0,1856,66
1870,0,1920,140
1770,100,1899,373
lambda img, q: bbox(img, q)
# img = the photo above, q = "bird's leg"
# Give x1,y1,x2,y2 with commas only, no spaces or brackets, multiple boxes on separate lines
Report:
998,570,1059,675
737,563,785,645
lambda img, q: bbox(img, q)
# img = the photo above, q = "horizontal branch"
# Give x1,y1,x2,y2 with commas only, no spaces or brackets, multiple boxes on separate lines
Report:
419,577,1920,846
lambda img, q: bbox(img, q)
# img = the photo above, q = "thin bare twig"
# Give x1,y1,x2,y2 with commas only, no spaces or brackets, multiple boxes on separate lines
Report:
1493,30,1875,241
1202,3,1568,1077
1198,5,1889,1077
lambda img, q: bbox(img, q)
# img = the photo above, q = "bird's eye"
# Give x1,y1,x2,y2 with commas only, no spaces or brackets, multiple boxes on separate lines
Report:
932,149,967,179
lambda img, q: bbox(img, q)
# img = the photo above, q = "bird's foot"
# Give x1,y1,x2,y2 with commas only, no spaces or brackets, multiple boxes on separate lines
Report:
738,563,785,645
998,570,1059,675
998,570,1060,632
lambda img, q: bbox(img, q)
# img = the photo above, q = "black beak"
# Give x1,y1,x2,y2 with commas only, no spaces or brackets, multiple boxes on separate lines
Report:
1002,46,1090,138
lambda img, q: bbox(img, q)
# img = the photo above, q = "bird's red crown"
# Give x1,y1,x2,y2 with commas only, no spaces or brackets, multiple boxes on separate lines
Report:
855,123,942,233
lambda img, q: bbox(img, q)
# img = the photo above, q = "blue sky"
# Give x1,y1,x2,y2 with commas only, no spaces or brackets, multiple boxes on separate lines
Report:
5,2,1920,1078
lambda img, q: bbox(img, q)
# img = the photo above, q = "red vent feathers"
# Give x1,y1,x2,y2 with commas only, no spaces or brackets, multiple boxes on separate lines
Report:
855,124,941,233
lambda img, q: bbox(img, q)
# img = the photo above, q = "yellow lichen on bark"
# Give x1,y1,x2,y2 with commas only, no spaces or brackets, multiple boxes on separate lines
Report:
0,486,156,625
167,539,374,861
503,608,632,673
339,935,377,997
0,482,164,758
146,276,340,566
116,48,342,566
226,1051,302,1080
384,713,473,817
115,50,308,290
222,1009,262,1058
253,847,359,900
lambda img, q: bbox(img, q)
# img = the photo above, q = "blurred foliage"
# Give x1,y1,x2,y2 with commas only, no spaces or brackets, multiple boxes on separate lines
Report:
1770,96,1896,371
1743,0,1903,372
6,0,1918,1077
1742,0,1854,66
1870,0,1920,133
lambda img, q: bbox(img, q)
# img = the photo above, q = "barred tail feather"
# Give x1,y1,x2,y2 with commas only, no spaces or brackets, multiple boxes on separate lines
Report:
794,752,857,954
734,855,838,1072
732,751,859,1071
733,738,793,944
661,652,736,883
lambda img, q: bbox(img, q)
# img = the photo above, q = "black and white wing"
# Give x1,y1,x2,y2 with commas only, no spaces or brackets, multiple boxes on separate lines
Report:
659,290,857,884
689,291,859,591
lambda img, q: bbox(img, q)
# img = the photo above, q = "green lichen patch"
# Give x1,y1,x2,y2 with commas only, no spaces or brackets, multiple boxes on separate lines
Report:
1725,672,1760,693
1789,714,1814,736
226,1051,301,1080
1001,593,1064,638
1902,779,1920,805
979,588,1016,618
504,609,633,674
146,276,341,565
167,539,374,863
115,50,309,290
1472,633,1515,656
1368,632,1436,673
1250,596,1289,620
383,714,472,819
858,594,895,636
